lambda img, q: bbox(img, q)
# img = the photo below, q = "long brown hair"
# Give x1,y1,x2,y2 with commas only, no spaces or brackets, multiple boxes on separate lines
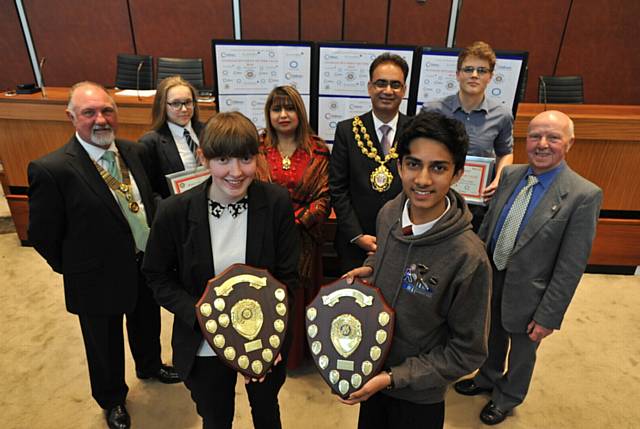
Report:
150,76,200,131
263,85,313,153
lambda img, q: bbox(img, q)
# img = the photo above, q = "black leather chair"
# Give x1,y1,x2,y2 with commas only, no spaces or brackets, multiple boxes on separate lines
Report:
156,57,205,89
115,54,154,90
518,67,528,103
538,76,584,104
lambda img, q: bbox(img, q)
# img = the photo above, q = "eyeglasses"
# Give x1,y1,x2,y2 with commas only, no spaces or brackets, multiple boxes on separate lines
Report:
372,79,404,90
459,66,491,76
167,99,194,110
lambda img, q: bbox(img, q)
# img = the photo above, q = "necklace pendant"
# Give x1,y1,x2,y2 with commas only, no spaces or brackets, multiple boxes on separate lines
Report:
128,201,140,213
370,165,393,192
282,155,291,170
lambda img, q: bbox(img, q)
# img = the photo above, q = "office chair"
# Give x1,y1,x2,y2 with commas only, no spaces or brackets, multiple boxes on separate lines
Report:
115,54,154,90
157,57,205,89
538,76,584,104
518,68,528,103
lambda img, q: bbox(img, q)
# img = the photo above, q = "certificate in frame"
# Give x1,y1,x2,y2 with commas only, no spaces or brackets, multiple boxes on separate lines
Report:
166,166,210,195
452,156,495,206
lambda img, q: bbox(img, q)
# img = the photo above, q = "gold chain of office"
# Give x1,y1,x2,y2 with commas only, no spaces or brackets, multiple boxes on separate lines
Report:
352,116,397,192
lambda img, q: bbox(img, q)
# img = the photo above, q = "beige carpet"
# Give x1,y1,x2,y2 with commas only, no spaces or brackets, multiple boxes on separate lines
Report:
1,231,638,428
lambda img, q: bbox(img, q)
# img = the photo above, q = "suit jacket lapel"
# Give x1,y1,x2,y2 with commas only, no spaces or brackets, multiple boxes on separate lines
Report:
65,137,128,225
245,182,267,266
158,124,185,172
187,181,215,293
481,165,528,245
512,168,569,254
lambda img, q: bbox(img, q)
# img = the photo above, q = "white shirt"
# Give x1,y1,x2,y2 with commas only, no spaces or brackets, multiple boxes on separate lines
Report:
196,195,249,356
167,121,199,171
75,133,148,221
401,196,451,236
372,111,400,152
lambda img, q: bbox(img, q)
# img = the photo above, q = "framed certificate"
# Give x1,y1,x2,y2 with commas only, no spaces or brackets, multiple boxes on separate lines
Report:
166,167,210,195
452,156,495,206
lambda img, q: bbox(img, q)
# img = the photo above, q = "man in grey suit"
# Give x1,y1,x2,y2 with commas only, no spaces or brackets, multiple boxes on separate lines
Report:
453,110,602,425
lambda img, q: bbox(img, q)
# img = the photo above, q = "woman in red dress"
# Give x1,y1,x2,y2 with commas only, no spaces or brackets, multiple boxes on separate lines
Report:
258,85,331,369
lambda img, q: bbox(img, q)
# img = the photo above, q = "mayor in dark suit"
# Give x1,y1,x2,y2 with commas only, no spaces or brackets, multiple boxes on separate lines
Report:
142,111,299,428
28,82,179,429
139,76,205,198
329,53,410,272
453,110,603,425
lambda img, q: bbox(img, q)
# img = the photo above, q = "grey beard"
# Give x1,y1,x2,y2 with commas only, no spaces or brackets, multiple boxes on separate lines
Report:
91,128,115,147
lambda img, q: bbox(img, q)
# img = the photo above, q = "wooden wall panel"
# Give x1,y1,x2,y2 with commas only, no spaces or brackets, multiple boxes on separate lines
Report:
240,0,299,40
0,0,34,90
388,0,451,46
301,0,343,42
344,0,388,43
556,0,640,105
455,0,571,103
22,0,134,87
129,0,233,89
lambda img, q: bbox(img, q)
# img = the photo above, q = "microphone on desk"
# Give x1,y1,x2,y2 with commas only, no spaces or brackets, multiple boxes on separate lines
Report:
136,60,144,101
39,57,47,99
539,76,547,111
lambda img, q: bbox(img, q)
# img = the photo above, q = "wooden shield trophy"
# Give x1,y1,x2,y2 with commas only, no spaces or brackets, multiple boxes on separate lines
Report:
195,264,289,378
306,278,395,398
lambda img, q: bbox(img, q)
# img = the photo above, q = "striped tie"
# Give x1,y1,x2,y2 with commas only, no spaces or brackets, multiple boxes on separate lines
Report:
380,124,391,155
493,175,539,270
184,128,197,155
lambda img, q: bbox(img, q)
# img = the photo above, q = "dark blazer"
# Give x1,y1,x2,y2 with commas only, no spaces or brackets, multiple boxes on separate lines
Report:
142,179,300,379
479,164,602,332
329,110,409,270
139,121,205,198
27,137,157,315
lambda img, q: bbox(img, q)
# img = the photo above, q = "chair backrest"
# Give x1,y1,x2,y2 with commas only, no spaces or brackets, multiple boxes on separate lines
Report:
518,67,528,103
157,57,205,89
116,54,154,90
538,75,584,104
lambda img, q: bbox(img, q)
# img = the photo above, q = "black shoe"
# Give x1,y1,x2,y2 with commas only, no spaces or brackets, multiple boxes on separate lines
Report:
480,401,511,425
454,378,493,396
105,404,130,429
136,363,181,384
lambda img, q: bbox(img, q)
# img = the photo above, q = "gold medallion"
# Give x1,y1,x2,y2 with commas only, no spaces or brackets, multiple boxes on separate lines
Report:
311,341,322,355
318,355,329,369
378,311,390,327
275,302,287,316
338,380,349,395
352,116,397,193
218,313,230,328
214,298,225,311
307,324,318,338
275,288,286,301
362,361,373,376
200,303,212,317
274,319,285,333
251,360,263,374
375,329,387,344
224,346,236,360
329,370,339,384
230,299,263,340
370,165,393,193
306,307,317,321
281,155,291,170
262,349,273,362
330,314,362,358
269,335,280,348
370,346,381,361
351,374,362,389
128,201,140,213
213,334,225,348
238,355,249,369
205,319,218,334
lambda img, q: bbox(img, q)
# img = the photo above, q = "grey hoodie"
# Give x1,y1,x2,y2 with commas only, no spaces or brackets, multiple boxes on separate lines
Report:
364,189,491,404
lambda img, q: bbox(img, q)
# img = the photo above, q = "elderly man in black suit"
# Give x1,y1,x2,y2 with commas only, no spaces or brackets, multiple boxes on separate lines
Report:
453,110,602,425
329,53,411,272
28,82,179,429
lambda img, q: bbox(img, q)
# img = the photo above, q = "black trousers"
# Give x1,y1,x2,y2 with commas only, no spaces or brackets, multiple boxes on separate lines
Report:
78,268,162,410
184,356,287,429
358,392,445,429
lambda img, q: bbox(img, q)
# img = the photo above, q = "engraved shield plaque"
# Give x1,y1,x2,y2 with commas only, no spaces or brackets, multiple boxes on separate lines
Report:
306,278,395,399
196,264,289,378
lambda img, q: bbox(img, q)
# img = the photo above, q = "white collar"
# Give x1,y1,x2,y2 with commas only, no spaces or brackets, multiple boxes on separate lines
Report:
371,111,399,133
167,120,195,139
401,196,451,236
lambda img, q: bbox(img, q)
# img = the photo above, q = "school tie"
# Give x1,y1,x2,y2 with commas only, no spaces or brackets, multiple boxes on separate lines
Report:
101,151,150,251
380,124,391,155
184,128,198,155
493,175,539,270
